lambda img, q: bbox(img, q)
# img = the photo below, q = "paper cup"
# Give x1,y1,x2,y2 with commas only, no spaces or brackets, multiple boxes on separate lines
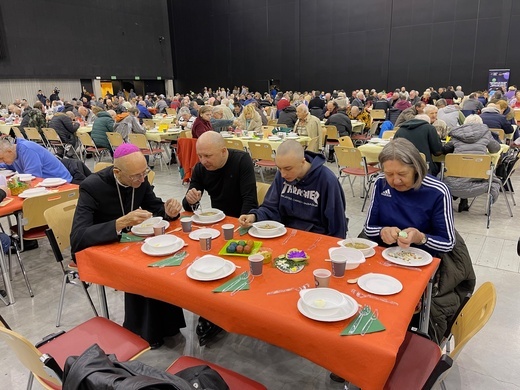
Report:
199,233,212,252
248,254,264,276
313,269,331,288
222,224,234,240
180,217,192,232
331,255,347,278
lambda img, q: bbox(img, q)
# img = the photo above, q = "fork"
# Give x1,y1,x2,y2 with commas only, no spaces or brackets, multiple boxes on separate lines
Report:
378,260,422,272
266,283,310,295
230,273,255,296
347,305,371,335
282,229,297,245
307,237,322,251
351,288,399,306
361,308,379,336
222,271,250,293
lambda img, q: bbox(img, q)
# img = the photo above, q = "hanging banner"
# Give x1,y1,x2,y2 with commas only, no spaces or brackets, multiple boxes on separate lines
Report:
488,69,510,91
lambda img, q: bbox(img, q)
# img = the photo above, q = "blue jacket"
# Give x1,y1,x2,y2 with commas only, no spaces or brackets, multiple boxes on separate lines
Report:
137,104,152,119
0,138,72,181
480,107,514,134
250,152,347,238
364,174,455,255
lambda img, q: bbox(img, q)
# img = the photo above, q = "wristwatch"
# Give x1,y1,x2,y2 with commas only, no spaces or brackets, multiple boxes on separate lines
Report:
419,234,427,245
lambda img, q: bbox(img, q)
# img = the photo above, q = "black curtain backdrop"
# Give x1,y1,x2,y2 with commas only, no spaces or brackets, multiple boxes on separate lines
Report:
169,0,520,94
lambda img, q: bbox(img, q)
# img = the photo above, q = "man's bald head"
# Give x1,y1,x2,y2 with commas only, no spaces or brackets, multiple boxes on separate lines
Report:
197,130,226,149
276,140,305,160
196,131,228,171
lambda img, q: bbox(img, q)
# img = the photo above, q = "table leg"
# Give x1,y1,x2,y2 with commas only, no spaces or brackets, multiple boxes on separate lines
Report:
16,211,24,252
419,273,434,334
96,284,109,319
0,250,15,304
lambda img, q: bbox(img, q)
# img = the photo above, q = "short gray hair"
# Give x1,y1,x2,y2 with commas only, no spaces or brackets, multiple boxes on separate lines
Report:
415,114,430,122
379,138,427,190
178,107,190,116
297,104,309,114
212,106,223,114
464,114,483,125
424,105,437,115
0,139,15,153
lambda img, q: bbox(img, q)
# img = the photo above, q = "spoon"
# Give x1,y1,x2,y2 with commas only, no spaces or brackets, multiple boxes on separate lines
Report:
347,278,359,284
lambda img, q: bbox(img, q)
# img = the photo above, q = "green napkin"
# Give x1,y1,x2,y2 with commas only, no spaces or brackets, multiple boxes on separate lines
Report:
213,271,251,293
341,308,385,336
120,233,145,242
148,251,188,267
238,226,251,236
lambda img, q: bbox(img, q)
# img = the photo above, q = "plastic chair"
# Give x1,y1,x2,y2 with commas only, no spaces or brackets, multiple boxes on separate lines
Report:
43,200,98,327
324,125,339,157
128,133,169,171
248,142,276,182
441,154,513,228
305,136,319,152
11,126,26,139
77,132,111,162
42,128,81,159
489,128,505,142
338,136,354,148
142,118,155,130
382,130,396,140
334,146,380,212
25,127,47,147
106,131,125,152
370,109,387,121
166,356,267,390
225,139,246,151
165,108,176,115
256,182,270,205
267,119,278,126
0,314,150,390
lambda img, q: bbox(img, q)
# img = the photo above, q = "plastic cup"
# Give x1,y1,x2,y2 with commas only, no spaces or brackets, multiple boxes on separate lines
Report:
153,224,165,236
248,254,264,276
331,255,347,278
180,217,192,232
199,233,212,252
222,224,234,240
313,269,331,288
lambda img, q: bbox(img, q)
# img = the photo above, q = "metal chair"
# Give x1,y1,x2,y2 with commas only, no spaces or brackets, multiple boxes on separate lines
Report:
256,182,271,205
142,118,156,130
441,154,513,228
248,142,276,182
106,131,125,152
338,136,354,148
128,133,169,171
0,314,149,390
43,200,98,327
267,119,278,126
382,130,396,140
334,146,380,211
77,132,111,162
24,127,47,148
42,128,81,159
370,109,387,121
11,126,25,139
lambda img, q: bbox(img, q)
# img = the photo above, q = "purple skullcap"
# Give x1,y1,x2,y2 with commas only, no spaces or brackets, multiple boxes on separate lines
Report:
113,143,140,158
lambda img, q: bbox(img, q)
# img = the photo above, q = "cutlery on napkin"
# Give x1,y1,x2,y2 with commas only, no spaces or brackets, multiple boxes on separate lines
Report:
148,251,188,267
238,226,251,236
341,306,385,336
120,233,145,242
213,271,251,293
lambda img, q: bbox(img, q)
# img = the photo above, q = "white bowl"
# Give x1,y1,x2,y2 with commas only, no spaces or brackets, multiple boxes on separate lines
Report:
136,217,163,230
192,255,225,275
194,208,223,221
17,174,34,182
299,288,347,316
252,220,284,234
144,234,180,253
328,247,366,270
337,238,378,256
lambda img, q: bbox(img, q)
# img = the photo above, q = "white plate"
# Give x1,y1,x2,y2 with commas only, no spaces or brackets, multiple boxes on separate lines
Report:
187,260,236,281
268,136,281,141
241,136,254,140
39,178,67,187
191,255,226,275
357,273,403,295
363,247,376,258
382,247,433,267
18,189,50,198
191,213,225,225
0,170,15,177
189,228,221,240
297,293,358,322
221,134,233,138
131,220,169,236
248,226,287,239
16,175,35,182
141,238,185,256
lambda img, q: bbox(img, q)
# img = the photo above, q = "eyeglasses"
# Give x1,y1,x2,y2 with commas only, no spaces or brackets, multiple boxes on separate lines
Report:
117,167,151,182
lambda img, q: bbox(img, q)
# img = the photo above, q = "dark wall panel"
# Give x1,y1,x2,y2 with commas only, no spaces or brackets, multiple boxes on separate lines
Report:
0,0,172,79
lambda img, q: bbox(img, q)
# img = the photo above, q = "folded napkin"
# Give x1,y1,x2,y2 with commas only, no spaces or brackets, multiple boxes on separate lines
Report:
213,271,251,293
238,226,251,236
0,197,13,207
148,251,188,267
120,233,145,242
341,307,385,336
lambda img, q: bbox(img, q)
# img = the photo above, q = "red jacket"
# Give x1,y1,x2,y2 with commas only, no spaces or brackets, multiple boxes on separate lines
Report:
191,117,212,138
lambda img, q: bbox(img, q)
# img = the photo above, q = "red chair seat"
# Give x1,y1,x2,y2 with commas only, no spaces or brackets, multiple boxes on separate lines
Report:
255,160,276,167
38,317,150,369
341,166,379,176
166,356,267,390
10,225,48,240
384,332,441,389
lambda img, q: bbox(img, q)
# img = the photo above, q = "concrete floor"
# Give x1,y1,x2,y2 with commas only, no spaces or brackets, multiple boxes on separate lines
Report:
1,154,520,389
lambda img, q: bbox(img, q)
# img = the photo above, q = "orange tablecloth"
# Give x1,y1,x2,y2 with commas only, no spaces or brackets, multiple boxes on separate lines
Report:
76,217,439,390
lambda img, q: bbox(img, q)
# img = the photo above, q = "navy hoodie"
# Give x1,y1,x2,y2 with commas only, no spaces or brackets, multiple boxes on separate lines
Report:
251,152,347,238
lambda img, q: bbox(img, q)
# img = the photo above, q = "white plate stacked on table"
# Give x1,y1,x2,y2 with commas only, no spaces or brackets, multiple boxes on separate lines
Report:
131,217,169,236
189,228,220,240
39,178,67,187
18,188,49,198
0,170,15,177
147,129,159,133
268,136,282,141
141,235,184,256
382,247,433,267
221,133,233,138
187,256,236,281
297,289,358,322
15,174,35,182
241,136,254,140
286,134,299,139
357,273,403,295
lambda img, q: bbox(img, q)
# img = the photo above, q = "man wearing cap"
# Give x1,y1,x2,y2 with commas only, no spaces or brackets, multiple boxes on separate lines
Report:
71,144,185,349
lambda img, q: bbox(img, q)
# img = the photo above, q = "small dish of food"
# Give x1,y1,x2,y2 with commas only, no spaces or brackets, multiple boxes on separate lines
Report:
252,220,284,234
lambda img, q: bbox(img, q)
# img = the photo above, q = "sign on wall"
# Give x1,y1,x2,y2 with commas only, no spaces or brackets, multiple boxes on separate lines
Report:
488,69,510,92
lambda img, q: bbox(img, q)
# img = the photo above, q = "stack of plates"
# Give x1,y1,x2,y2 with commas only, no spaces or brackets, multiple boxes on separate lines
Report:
187,255,236,281
40,178,67,187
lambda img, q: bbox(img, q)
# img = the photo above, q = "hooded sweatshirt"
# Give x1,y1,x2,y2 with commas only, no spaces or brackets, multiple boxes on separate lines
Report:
438,106,463,131
250,152,347,238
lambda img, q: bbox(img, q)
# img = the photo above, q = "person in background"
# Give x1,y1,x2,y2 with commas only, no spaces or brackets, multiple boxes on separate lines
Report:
71,144,185,349
36,90,47,105
48,108,80,158
91,109,115,154
237,104,262,133
294,104,322,152
0,138,72,181
18,101,47,136
191,106,214,138
239,140,347,238
113,107,146,142
210,106,237,133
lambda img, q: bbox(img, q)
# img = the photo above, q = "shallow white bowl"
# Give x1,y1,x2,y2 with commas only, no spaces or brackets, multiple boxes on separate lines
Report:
191,255,226,275
328,247,366,270
252,220,284,234
194,208,223,221
337,238,378,256
17,174,34,182
144,234,179,252
299,288,347,316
